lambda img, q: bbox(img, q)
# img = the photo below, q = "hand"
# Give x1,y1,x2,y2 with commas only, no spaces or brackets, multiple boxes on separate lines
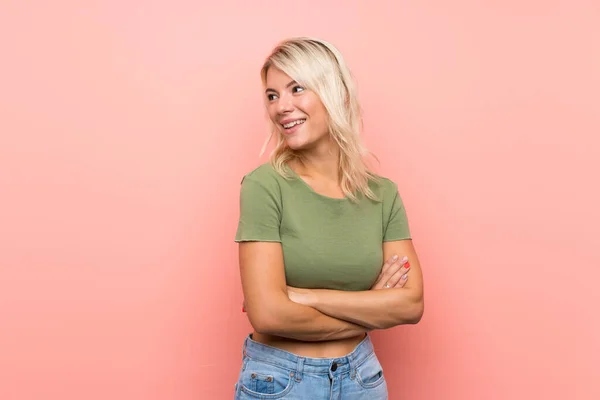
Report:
286,286,316,306
371,255,411,290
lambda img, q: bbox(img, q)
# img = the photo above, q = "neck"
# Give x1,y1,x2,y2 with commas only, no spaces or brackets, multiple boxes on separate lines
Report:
295,142,340,181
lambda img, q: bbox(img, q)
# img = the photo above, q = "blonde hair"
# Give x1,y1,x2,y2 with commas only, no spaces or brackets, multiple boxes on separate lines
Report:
259,37,380,202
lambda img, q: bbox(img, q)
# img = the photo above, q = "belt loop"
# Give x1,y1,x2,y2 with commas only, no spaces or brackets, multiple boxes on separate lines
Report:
347,354,357,380
295,357,305,382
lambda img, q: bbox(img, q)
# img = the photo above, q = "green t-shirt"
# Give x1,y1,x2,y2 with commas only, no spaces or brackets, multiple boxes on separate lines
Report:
235,163,411,291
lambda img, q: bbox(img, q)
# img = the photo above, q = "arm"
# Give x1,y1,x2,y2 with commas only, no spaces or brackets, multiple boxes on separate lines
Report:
290,240,424,330
239,241,372,341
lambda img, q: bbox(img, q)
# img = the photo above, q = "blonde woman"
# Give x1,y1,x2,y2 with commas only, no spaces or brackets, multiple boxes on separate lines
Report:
234,37,424,400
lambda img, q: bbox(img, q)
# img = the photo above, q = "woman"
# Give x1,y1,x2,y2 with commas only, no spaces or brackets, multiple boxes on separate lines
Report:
233,37,424,399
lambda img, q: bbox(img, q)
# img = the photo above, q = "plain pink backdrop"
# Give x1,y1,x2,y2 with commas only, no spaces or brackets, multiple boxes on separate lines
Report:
1,1,599,399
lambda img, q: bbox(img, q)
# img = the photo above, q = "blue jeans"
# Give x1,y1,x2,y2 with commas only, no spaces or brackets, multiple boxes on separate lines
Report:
234,334,388,399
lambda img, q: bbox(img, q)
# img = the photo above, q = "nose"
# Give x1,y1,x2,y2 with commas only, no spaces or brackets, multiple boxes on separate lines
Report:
277,92,294,114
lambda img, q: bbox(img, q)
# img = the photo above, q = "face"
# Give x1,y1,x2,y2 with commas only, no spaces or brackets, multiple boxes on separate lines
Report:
264,67,330,152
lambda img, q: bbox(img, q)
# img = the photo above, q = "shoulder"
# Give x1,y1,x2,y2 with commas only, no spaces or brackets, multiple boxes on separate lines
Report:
368,173,400,201
238,163,285,199
240,163,281,184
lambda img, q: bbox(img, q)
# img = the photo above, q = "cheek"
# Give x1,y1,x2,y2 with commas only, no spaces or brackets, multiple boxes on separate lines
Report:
266,108,280,126
265,105,276,119
312,108,329,131
302,101,328,127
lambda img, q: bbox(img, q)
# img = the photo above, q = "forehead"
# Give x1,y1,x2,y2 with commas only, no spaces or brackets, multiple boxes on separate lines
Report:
265,67,294,87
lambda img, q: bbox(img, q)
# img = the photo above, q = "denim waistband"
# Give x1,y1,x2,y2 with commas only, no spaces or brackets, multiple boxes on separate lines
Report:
242,333,375,378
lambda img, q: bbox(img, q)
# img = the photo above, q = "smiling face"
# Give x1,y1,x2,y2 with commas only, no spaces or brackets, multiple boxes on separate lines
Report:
264,67,331,152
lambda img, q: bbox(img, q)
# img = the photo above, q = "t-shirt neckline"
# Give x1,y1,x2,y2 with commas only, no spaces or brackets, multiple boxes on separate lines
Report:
285,164,349,202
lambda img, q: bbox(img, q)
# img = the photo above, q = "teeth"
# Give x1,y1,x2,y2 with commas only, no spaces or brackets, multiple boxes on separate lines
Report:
283,119,306,129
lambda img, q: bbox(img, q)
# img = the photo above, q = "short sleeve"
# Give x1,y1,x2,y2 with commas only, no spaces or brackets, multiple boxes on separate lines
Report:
234,175,282,242
383,184,411,241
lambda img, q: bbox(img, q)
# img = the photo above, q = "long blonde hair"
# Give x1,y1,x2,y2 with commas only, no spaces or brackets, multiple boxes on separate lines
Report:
259,37,380,202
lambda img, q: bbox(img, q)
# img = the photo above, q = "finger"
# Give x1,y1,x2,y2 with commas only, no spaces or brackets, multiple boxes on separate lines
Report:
386,270,404,288
387,265,410,288
377,257,408,289
383,261,411,289
387,273,408,289
397,273,409,288
376,262,402,289
373,255,399,287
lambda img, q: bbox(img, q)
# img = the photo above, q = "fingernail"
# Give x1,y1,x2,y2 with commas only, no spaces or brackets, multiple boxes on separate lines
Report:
405,262,411,269
401,273,408,280
401,256,408,262
392,255,398,261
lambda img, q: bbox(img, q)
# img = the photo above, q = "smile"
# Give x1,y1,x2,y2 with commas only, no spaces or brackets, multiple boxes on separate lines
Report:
282,119,306,129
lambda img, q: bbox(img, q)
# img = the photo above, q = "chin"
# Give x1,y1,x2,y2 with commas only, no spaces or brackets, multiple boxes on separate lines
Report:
284,136,310,150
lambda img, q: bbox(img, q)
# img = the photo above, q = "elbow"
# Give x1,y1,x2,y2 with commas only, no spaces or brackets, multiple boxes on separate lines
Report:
406,299,424,324
245,293,294,335
250,317,270,335
249,314,276,335
247,308,284,335
386,296,424,328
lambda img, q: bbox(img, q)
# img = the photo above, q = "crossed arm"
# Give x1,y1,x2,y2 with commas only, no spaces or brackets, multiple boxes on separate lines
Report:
239,239,424,341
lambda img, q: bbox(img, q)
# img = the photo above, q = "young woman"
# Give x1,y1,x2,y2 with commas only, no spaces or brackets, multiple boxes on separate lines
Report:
233,37,424,399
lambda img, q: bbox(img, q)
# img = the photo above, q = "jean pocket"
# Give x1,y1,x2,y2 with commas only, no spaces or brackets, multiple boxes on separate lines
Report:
238,357,296,399
356,353,386,389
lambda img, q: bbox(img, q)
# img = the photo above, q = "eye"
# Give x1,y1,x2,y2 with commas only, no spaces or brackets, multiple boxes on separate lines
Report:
292,85,305,93
266,93,278,101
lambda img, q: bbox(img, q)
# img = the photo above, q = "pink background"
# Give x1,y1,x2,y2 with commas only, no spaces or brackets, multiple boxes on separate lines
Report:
1,1,599,399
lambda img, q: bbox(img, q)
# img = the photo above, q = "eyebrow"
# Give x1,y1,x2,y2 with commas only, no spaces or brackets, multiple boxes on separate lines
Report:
265,80,298,93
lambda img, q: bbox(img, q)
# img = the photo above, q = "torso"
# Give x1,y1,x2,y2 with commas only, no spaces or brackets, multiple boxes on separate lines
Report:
278,166,386,292
237,162,404,357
